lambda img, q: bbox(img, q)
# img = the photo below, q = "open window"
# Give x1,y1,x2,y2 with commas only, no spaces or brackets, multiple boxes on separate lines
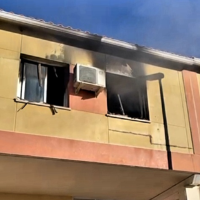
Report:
106,72,149,120
18,60,69,107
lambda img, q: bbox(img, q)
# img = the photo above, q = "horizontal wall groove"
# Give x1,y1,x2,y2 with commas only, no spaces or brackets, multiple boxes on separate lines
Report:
0,47,20,53
109,129,193,149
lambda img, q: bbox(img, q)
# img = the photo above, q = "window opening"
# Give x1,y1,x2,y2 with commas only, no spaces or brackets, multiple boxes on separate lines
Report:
47,66,68,107
106,72,149,120
19,60,69,107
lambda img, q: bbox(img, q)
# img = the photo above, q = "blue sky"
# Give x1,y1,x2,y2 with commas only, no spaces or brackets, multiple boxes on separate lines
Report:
0,0,200,57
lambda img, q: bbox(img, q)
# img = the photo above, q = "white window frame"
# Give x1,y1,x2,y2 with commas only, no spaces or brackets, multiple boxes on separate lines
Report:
17,62,23,99
43,69,48,103
17,60,69,107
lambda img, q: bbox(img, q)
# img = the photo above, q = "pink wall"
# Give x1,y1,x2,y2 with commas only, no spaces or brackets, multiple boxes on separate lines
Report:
68,65,107,115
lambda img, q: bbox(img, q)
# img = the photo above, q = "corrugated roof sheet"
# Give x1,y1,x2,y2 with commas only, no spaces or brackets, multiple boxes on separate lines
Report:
0,9,105,37
0,8,199,62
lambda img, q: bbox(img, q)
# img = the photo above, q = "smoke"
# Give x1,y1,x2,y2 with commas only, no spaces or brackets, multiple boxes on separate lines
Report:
106,55,149,119
106,55,145,77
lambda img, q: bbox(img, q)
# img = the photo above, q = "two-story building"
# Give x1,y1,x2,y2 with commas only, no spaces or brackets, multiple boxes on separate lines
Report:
0,9,200,200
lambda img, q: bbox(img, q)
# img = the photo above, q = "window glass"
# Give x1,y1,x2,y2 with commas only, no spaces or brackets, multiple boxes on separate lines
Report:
20,60,70,107
24,62,46,102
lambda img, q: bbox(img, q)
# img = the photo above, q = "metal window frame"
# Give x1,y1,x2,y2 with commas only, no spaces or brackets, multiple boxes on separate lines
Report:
17,62,23,99
17,61,69,107
43,69,48,103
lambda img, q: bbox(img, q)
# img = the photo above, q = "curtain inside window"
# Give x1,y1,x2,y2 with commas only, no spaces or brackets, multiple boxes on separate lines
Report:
24,62,46,102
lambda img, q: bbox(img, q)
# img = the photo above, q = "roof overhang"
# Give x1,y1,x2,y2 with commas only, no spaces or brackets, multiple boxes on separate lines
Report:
0,10,200,69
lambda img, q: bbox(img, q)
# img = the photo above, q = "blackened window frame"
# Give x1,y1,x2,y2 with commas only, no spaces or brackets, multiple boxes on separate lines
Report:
106,72,149,120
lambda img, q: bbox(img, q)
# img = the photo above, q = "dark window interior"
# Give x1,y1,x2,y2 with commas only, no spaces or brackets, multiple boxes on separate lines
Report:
47,66,69,107
106,72,149,120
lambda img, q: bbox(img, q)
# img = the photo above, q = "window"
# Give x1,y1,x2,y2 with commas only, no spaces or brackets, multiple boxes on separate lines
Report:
106,72,149,120
18,60,69,107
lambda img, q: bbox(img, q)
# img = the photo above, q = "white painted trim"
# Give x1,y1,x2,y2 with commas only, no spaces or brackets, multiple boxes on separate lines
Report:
43,67,48,103
106,114,150,123
21,63,26,99
186,186,200,200
16,78,21,98
15,98,71,111
190,174,200,186
17,64,22,98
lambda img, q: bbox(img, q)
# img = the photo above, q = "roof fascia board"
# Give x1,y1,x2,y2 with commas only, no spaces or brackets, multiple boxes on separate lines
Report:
0,11,199,66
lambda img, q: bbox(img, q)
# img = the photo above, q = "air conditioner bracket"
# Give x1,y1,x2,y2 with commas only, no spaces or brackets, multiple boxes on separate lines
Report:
75,82,83,94
95,87,104,97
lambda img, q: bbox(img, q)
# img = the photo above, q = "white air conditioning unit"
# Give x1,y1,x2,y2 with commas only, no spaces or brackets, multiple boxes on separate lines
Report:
74,64,106,96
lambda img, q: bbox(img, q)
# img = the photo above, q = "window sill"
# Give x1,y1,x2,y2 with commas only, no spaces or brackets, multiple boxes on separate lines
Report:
106,114,150,123
14,98,71,111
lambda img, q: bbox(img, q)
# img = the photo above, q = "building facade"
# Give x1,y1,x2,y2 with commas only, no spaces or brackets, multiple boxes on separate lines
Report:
0,10,200,200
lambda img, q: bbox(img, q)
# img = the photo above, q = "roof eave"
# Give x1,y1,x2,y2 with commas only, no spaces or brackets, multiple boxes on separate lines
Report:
0,10,199,67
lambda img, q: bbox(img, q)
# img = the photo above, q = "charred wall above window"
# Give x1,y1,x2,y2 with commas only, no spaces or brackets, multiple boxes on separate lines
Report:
19,58,70,108
106,55,146,77
106,55,149,120
1,18,199,72
106,73,149,120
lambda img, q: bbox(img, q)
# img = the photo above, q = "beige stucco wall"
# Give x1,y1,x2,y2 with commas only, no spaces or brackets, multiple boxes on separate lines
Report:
0,193,72,200
0,58,20,99
0,29,193,153
0,29,21,132
21,35,105,70
15,103,109,143
107,55,192,153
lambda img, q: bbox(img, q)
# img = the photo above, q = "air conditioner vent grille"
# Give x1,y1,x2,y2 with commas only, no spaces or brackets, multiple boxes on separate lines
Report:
79,66,96,84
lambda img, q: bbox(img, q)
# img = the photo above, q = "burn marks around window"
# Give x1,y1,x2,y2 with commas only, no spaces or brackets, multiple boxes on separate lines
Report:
19,59,70,107
106,55,149,120
46,44,106,71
